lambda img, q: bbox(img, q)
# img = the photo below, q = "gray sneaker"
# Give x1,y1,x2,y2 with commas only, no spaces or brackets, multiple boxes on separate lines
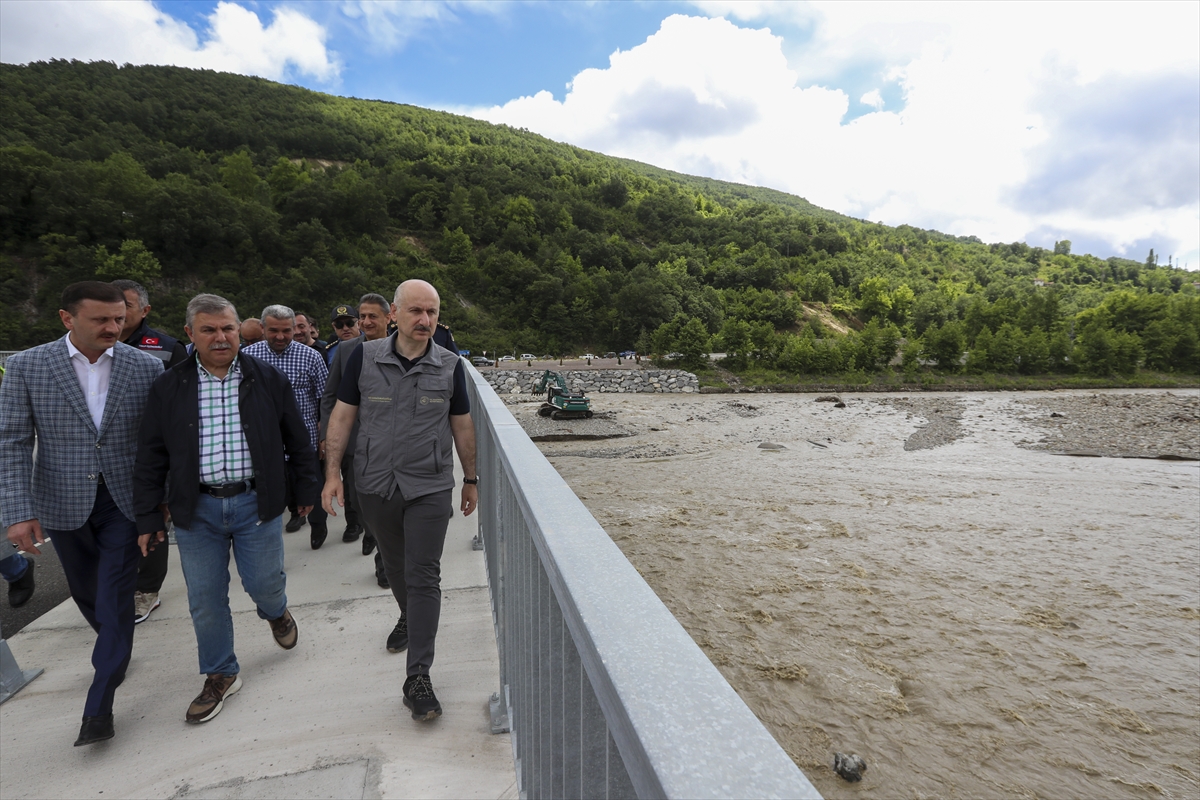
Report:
133,591,160,624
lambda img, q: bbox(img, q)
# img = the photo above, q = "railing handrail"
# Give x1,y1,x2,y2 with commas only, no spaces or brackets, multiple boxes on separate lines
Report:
468,364,821,799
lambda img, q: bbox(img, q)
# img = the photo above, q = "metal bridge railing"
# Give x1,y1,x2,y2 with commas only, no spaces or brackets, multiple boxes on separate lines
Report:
467,364,822,800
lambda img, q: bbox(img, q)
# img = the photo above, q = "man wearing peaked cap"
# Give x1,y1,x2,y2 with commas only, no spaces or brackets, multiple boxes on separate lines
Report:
324,305,360,365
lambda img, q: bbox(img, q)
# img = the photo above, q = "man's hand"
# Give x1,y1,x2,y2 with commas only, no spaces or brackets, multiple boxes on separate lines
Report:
461,484,478,517
321,477,344,517
297,505,314,517
6,519,46,555
139,530,166,557
318,439,326,460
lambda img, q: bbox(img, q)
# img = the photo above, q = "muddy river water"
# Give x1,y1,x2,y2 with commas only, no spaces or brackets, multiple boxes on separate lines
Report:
527,390,1200,799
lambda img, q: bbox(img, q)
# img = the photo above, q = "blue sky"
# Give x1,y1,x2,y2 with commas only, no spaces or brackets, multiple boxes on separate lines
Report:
1,1,1197,267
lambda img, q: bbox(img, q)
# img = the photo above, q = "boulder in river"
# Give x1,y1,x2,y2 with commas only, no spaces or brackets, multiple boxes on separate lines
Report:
833,752,867,782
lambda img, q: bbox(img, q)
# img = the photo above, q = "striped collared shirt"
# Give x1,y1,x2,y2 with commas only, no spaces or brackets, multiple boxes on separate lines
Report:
241,339,327,449
197,356,254,484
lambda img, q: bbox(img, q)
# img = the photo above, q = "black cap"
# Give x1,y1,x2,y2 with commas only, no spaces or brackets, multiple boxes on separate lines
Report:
331,305,355,322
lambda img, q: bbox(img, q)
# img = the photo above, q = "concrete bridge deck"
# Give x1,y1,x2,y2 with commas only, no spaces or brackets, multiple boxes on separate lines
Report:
0,494,516,799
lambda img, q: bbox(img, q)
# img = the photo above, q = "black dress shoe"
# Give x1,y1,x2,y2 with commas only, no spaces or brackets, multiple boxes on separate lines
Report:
74,714,114,746
8,559,35,608
342,524,363,543
361,532,376,556
285,514,306,533
310,526,327,550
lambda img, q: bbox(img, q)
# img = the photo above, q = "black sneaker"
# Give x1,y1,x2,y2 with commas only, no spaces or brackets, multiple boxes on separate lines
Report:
402,674,442,721
310,525,327,550
361,532,376,555
285,514,306,533
375,552,389,588
386,616,408,652
342,524,363,543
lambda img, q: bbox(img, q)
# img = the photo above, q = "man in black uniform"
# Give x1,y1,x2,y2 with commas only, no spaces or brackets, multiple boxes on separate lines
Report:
323,305,360,365
111,279,188,624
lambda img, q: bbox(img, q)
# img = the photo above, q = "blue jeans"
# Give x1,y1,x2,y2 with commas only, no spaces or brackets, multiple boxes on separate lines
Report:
173,491,287,676
0,550,29,582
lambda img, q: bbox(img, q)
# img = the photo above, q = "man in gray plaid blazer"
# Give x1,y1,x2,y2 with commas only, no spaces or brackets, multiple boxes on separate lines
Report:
0,281,163,746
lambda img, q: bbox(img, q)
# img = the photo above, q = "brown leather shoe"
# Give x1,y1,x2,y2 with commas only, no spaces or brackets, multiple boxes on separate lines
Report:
268,608,297,649
185,673,241,724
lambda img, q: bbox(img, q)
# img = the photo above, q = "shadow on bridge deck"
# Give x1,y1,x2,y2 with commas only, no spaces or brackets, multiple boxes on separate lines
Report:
0,472,516,799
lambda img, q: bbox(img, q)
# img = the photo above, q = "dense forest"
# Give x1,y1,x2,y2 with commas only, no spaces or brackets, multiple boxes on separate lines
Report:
2,60,1197,378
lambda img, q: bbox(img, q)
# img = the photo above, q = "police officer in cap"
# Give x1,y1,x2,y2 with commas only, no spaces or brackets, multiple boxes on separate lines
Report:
111,279,188,626
324,305,360,364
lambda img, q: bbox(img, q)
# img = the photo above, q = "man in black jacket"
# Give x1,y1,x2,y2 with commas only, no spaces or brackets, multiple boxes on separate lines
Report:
133,294,319,725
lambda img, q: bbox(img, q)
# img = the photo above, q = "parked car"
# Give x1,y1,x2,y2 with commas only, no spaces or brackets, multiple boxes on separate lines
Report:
499,355,515,362
603,352,616,359
520,353,537,361
470,356,494,367
619,350,637,358
582,353,597,360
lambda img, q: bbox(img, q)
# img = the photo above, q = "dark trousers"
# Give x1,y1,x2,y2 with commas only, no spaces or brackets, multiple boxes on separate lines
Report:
286,463,328,532
341,451,360,530
136,534,169,593
47,483,140,717
357,489,452,677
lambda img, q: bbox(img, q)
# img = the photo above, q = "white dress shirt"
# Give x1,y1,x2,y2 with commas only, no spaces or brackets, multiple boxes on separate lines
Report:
64,333,114,431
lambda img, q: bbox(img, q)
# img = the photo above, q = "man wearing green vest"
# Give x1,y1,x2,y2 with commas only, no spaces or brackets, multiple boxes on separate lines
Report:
320,280,478,722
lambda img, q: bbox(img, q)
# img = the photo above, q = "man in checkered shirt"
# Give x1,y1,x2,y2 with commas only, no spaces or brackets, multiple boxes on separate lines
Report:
241,305,330,548
133,294,319,725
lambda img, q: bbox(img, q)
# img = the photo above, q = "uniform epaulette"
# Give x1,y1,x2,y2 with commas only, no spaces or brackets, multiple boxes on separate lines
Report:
437,322,451,331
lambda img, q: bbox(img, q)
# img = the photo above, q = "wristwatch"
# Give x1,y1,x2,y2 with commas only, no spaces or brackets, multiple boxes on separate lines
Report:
463,477,479,485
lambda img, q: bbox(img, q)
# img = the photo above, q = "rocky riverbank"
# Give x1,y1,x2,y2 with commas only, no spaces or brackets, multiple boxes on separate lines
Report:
481,368,699,396
1013,391,1200,459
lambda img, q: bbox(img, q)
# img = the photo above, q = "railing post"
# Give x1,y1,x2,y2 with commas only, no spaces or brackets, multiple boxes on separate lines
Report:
0,619,43,705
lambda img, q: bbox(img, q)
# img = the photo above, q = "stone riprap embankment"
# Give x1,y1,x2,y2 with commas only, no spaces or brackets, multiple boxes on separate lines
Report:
481,369,699,397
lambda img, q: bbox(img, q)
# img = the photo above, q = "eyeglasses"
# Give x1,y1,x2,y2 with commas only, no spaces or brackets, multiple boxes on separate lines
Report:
333,318,357,330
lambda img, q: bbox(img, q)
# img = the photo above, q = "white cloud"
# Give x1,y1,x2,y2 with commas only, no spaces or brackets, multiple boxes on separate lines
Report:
470,7,1199,265
337,0,505,52
0,1,338,82
859,89,883,111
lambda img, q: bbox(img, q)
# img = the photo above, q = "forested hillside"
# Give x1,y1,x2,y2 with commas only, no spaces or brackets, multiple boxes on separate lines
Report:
2,60,1197,377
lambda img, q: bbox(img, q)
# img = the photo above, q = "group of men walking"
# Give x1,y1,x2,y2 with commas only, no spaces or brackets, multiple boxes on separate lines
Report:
0,278,477,745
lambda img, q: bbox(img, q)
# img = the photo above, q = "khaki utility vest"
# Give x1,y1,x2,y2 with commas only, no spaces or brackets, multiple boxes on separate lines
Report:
353,335,457,500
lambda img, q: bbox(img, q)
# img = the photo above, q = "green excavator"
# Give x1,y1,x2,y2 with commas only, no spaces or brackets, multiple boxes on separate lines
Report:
535,370,593,420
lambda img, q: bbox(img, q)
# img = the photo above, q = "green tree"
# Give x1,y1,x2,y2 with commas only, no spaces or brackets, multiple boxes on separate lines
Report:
717,318,752,369
220,151,261,200
890,283,915,324
94,239,161,282
677,317,711,370
857,276,893,320
925,321,966,372
966,326,993,373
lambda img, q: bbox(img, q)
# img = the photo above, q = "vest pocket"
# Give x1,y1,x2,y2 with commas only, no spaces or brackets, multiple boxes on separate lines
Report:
401,435,442,476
